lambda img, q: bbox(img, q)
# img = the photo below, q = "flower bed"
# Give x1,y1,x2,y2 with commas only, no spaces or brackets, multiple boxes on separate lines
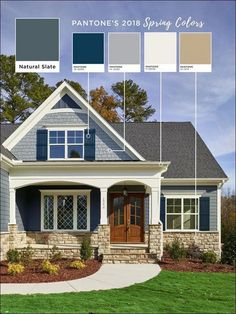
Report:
0,259,101,283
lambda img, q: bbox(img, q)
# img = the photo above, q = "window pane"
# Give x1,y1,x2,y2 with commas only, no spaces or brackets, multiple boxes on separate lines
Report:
44,195,54,229
49,131,65,144
77,195,88,230
68,145,83,158
57,195,73,229
50,145,65,158
184,214,198,229
184,199,198,213
167,199,181,213
113,196,124,226
167,214,181,229
68,130,83,144
131,216,135,225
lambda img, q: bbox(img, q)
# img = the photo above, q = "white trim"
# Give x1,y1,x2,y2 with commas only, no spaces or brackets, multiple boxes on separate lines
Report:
50,108,84,113
217,186,222,256
165,195,199,232
40,190,91,232
2,81,145,161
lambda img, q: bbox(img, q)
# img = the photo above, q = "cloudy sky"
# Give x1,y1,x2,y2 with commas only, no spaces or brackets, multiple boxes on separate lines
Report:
1,1,235,192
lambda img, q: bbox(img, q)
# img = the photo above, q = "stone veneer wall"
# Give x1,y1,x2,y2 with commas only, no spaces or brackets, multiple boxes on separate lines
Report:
97,224,110,256
163,232,220,256
149,224,163,260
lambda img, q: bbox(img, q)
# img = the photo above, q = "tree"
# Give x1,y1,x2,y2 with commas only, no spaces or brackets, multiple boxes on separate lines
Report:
90,86,120,122
0,55,52,123
55,79,87,100
111,79,155,122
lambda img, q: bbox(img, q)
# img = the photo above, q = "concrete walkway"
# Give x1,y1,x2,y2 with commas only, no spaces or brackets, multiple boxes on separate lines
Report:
1,264,161,295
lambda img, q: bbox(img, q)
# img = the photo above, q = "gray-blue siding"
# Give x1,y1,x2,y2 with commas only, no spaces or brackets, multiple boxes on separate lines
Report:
11,110,136,161
0,169,10,231
16,186,100,232
161,185,218,231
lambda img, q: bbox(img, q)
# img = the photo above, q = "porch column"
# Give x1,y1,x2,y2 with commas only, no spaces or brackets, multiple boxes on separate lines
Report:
9,188,16,225
100,187,108,224
150,187,160,224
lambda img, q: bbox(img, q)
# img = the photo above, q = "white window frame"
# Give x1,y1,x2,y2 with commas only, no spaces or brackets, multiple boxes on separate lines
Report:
40,190,91,232
47,127,86,160
165,195,200,232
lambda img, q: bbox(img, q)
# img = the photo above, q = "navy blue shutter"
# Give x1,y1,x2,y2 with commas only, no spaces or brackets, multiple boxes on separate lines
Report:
199,197,210,231
84,129,96,161
36,129,48,161
160,197,166,230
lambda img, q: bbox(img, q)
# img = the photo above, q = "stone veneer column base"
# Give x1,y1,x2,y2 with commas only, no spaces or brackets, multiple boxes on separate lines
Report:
97,224,110,256
149,223,163,260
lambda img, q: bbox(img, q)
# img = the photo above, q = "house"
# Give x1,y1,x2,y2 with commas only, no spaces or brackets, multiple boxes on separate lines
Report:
0,81,227,262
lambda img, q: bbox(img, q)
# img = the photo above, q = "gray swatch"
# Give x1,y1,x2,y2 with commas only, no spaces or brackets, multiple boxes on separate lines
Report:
109,33,140,65
16,19,59,61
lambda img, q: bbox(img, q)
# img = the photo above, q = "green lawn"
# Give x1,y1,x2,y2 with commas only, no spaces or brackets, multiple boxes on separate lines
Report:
0,271,235,314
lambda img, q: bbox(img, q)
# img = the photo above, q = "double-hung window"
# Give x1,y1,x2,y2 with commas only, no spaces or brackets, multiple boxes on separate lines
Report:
49,130,84,159
166,197,198,231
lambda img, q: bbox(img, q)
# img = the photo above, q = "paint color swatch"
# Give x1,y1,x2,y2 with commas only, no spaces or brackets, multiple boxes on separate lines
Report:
144,32,177,72
15,19,59,72
72,33,104,72
108,33,140,72
179,32,212,72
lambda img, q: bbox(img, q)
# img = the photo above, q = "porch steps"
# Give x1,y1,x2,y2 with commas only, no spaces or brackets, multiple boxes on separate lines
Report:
102,245,157,264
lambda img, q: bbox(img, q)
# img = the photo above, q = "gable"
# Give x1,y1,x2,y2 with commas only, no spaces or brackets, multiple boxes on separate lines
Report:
52,94,82,109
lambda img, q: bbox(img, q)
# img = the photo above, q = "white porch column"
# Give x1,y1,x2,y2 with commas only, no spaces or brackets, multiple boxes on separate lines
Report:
100,187,108,224
150,187,160,224
9,188,16,225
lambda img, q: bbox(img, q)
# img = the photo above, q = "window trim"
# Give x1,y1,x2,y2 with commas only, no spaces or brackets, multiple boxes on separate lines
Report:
40,190,91,232
47,127,86,160
165,195,200,232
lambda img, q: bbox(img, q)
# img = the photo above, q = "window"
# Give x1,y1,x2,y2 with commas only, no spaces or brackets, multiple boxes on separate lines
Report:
41,191,90,231
49,130,84,159
166,197,198,231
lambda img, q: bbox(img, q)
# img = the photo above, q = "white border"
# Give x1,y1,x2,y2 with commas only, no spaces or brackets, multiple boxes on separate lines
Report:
40,189,91,232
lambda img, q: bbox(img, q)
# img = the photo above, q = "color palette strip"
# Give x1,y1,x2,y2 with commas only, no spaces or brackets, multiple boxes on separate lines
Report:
72,33,104,72
108,33,141,72
144,32,177,72
179,32,212,72
15,19,59,73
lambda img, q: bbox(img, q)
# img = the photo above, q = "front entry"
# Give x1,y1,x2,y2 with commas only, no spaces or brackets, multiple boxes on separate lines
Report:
110,193,144,243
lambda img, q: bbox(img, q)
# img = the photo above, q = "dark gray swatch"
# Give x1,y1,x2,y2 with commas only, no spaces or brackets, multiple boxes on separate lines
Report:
16,19,59,61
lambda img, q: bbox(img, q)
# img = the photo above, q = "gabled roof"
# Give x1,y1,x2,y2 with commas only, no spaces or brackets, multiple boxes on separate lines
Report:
2,81,144,161
0,124,19,159
111,122,227,179
0,121,227,179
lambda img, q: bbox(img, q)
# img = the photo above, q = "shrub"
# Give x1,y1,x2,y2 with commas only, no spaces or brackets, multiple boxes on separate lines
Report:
80,238,92,261
70,260,86,269
221,230,236,266
41,260,59,275
201,251,217,264
6,249,21,263
187,243,202,259
8,263,25,275
20,245,34,266
166,239,187,261
50,245,63,261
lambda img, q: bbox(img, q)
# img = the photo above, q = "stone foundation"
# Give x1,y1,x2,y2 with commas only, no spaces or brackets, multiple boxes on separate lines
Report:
149,224,163,260
97,224,110,256
163,232,220,257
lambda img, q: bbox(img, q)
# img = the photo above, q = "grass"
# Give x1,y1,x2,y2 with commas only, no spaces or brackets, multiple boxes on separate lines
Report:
0,271,235,314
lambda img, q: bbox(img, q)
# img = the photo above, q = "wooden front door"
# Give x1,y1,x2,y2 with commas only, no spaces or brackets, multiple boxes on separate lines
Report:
110,193,144,243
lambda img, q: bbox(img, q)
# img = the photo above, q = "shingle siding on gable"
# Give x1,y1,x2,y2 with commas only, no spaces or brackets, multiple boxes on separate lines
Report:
161,185,217,231
0,169,10,231
11,111,135,161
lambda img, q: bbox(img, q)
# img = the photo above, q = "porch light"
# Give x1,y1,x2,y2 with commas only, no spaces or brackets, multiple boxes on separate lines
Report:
123,187,128,196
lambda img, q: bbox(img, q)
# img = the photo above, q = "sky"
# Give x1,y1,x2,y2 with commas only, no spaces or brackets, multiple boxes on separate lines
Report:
1,0,235,193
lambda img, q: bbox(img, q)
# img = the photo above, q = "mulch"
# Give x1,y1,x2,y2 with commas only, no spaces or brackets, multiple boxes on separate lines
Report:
159,257,234,273
0,259,101,283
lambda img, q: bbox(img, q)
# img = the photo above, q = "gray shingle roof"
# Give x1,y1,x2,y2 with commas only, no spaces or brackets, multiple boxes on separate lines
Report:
111,122,227,179
0,122,227,179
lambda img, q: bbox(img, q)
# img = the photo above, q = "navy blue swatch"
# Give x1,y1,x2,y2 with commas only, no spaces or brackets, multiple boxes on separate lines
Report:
73,33,104,64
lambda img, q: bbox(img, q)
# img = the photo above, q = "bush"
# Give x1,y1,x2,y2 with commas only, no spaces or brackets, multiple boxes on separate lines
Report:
41,260,59,275
166,239,186,261
6,249,21,263
8,263,25,275
70,260,86,269
80,238,92,261
201,251,217,264
221,230,236,266
50,245,63,261
20,245,34,266
187,243,202,259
